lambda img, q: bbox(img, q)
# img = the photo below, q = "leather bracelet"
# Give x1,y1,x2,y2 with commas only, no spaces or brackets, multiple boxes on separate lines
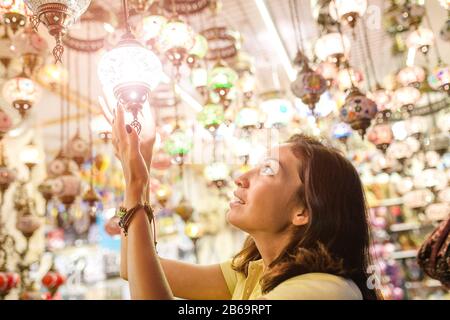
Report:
118,203,158,251
119,204,143,236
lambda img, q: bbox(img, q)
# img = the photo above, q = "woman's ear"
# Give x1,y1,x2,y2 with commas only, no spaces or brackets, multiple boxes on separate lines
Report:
292,209,309,226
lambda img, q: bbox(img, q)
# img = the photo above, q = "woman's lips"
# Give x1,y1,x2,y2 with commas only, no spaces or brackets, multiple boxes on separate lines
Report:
230,191,246,208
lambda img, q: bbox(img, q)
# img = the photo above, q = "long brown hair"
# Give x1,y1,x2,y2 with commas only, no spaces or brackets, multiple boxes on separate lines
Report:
231,134,380,300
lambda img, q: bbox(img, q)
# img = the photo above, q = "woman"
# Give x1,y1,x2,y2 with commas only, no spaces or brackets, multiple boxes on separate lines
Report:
110,104,380,300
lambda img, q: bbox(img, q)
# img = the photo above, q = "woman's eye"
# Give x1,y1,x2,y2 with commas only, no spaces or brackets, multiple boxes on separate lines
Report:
260,165,275,176
259,159,279,176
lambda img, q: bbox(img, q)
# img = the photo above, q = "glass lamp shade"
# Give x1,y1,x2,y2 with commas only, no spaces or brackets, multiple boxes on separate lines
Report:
395,176,414,195
403,189,434,209
0,0,28,13
204,162,230,183
158,19,195,53
197,102,225,132
368,87,393,111
428,64,450,94
404,116,428,137
397,65,426,87
2,74,40,115
0,108,13,136
24,0,91,23
315,33,351,65
291,64,327,108
208,61,238,91
332,122,352,141
16,214,41,237
38,63,68,87
260,91,294,128
406,27,434,53
337,68,363,91
339,88,377,136
236,106,259,130
67,134,89,166
141,15,167,42
393,86,421,112
367,123,393,150
0,0,29,29
52,173,81,204
184,221,203,239
329,0,367,27
20,142,39,166
98,39,162,103
164,129,192,158
386,141,413,161
24,0,91,61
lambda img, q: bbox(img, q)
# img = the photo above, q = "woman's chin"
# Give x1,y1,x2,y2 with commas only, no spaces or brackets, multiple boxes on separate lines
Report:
226,208,242,228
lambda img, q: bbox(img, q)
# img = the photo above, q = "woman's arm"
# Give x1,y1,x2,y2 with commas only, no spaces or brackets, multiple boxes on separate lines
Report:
122,182,231,299
114,105,231,299
125,204,173,299
159,259,231,300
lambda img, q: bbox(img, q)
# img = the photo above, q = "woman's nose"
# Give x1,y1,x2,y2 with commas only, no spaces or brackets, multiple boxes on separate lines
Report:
234,171,250,188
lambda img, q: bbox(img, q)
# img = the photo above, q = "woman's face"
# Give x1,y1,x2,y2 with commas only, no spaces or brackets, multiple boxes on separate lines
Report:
227,144,305,235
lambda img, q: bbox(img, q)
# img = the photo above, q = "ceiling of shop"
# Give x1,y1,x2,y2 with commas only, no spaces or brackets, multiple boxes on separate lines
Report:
1,0,449,157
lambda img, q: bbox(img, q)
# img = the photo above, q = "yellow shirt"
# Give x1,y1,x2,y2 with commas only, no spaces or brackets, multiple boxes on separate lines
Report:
220,259,363,300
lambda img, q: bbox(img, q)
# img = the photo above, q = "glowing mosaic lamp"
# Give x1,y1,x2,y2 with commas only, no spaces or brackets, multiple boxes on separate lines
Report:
2,73,40,117
186,34,208,67
0,0,29,34
235,105,259,130
164,129,192,165
393,86,421,114
368,86,393,112
337,67,363,91
260,91,294,128
197,102,225,132
208,60,238,104
329,0,367,28
332,122,352,142
406,27,434,54
315,32,351,66
158,18,195,68
24,0,92,62
291,61,327,115
11,26,48,76
38,63,68,88
367,123,394,151
339,87,377,137
397,65,426,88
98,4,163,134
204,162,230,189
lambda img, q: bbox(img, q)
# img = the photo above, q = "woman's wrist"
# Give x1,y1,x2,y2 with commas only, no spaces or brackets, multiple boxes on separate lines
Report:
124,183,146,208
